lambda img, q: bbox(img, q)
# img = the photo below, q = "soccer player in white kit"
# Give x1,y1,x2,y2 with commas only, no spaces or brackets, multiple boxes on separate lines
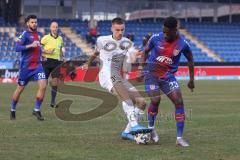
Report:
83,17,151,141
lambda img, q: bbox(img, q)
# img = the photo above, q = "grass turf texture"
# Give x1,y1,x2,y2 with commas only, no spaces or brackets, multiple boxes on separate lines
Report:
0,80,240,160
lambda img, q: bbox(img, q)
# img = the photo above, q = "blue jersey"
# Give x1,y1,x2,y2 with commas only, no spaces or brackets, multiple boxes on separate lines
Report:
145,32,191,78
16,30,43,70
16,30,46,86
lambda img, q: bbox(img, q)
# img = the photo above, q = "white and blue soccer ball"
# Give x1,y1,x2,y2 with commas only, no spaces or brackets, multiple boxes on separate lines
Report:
134,133,151,144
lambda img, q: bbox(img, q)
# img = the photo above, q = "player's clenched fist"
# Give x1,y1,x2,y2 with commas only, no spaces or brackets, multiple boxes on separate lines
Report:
31,40,40,48
187,79,194,92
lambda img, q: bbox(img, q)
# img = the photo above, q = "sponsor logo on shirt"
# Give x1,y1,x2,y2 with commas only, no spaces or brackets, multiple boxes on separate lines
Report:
103,40,132,52
156,56,173,64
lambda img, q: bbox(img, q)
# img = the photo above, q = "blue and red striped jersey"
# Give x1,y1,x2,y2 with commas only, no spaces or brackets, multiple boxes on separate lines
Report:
16,30,43,70
145,32,192,78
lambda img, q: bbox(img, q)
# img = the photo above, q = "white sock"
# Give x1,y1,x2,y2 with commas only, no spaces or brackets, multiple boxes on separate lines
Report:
134,107,145,121
148,126,155,129
125,74,129,80
177,137,182,140
122,100,138,127
124,122,131,133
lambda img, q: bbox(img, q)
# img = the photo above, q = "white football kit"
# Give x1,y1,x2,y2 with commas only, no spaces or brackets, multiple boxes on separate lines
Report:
96,35,136,92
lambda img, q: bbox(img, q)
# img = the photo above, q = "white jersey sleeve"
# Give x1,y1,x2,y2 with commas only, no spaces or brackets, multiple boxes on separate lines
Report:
125,46,138,63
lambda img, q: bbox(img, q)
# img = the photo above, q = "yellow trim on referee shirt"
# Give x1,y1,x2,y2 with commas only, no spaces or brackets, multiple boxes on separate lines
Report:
41,34,64,60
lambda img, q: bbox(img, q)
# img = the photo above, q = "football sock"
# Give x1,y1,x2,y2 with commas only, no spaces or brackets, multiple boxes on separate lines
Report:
124,122,131,133
125,73,129,80
147,101,159,128
51,86,57,105
34,97,43,111
175,107,185,138
122,100,138,127
11,99,18,111
134,107,144,121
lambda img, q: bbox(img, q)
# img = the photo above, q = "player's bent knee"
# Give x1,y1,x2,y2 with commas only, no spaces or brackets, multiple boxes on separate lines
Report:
148,101,160,115
17,86,25,93
174,98,184,107
39,82,47,91
51,78,59,86
136,98,146,110
42,84,47,90
150,97,160,106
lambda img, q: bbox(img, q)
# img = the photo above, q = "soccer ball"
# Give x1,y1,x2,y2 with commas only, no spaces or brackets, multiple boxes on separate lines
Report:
134,133,151,144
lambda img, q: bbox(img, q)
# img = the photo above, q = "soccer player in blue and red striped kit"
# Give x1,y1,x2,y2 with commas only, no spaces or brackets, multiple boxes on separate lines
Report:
140,17,195,147
10,15,46,121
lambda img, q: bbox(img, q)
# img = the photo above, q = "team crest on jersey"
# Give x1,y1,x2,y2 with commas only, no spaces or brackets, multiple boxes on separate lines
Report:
18,31,26,40
18,34,23,40
173,49,180,56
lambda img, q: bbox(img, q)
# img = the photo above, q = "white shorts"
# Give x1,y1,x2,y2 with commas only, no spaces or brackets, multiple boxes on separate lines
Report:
99,70,136,92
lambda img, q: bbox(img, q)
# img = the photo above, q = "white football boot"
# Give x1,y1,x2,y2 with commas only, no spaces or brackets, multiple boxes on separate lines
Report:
176,137,190,147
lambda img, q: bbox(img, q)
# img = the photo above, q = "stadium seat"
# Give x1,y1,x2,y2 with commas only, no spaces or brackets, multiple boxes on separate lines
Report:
0,19,238,62
184,22,240,62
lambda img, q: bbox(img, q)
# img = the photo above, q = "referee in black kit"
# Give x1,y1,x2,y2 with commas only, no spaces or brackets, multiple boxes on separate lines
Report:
41,21,64,107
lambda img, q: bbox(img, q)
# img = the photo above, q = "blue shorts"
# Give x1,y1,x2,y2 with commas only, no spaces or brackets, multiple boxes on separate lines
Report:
144,73,180,95
18,65,46,86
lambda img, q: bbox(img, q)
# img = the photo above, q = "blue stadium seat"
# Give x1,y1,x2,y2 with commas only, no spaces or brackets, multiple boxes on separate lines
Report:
184,22,240,62
0,19,238,63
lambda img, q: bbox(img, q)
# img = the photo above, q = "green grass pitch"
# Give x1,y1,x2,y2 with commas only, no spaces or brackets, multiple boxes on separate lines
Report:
0,80,240,160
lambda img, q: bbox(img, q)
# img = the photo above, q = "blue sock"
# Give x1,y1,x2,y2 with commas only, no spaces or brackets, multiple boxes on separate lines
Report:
11,100,18,111
148,113,156,128
175,107,185,137
51,86,57,105
147,102,159,128
34,98,43,111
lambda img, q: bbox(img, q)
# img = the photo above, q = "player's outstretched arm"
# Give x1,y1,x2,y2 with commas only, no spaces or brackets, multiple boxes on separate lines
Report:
82,51,99,70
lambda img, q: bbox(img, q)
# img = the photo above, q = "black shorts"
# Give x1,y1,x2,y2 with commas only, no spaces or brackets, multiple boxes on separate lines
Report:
42,58,62,79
